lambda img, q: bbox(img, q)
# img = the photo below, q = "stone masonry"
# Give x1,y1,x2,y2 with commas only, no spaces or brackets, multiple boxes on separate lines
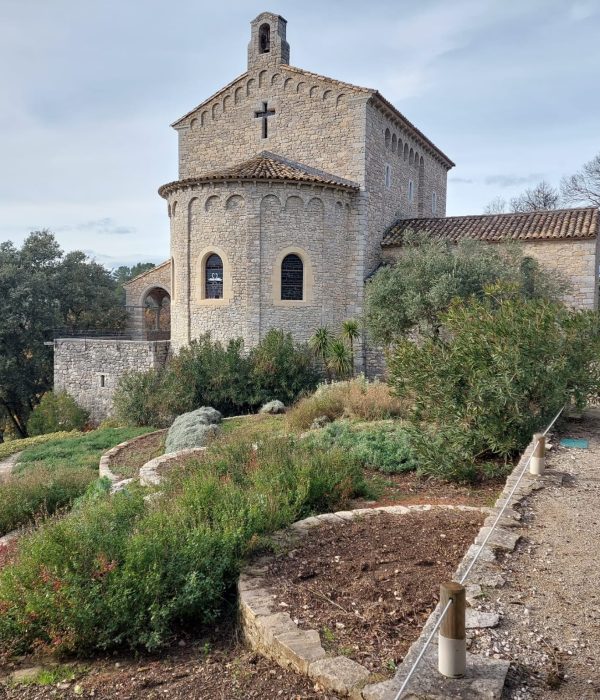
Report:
54,339,170,423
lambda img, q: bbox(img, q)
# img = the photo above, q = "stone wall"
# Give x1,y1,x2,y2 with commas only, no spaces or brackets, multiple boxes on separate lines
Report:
520,238,598,309
54,339,170,424
364,101,450,275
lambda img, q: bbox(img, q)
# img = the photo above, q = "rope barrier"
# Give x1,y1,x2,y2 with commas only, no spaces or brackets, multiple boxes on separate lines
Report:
392,405,565,700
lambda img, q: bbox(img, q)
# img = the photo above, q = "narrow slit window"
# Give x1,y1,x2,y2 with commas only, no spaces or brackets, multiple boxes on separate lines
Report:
281,254,303,301
205,254,224,299
99,374,105,388
385,164,391,188
408,179,414,202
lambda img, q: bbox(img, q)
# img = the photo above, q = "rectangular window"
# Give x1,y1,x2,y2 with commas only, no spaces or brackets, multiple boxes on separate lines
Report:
408,179,414,202
384,164,391,188
99,374,105,388
432,191,437,214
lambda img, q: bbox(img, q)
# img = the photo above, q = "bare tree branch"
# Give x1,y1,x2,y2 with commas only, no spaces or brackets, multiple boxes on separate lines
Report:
561,153,600,208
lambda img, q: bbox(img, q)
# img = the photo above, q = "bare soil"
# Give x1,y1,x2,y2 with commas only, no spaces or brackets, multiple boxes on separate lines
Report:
0,632,338,700
266,509,485,678
108,432,165,479
361,470,503,508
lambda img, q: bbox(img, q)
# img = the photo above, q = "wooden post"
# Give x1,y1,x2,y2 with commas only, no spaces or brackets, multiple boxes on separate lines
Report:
439,581,466,678
530,433,546,475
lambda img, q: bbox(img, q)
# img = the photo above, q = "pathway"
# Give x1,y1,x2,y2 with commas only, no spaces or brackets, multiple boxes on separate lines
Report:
470,410,600,699
0,451,21,484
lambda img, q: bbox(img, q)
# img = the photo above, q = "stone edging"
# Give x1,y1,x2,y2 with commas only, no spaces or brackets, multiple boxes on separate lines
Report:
139,447,207,486
238,504,491,699
239,434,560,699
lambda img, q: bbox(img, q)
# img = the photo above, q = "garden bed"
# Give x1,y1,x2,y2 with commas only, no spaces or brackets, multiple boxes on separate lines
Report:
104,429,166,480
264,509,485,679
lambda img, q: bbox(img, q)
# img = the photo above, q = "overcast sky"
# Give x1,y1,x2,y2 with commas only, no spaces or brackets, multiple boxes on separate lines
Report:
1,0,598,268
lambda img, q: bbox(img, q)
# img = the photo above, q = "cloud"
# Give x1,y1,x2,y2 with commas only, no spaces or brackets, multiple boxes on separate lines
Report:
449,177,474,184
58,218,136,235
484,173,544,188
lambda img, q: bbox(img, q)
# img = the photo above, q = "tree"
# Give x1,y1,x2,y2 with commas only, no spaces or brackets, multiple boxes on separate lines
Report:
509,180,561,213
112,263,156,304
0,231,126,435
326,339,353,380
365,232,565,346
483,196,507,214
309,327,334,380
341,319,360,375
561,153,600,208
483,181,561,215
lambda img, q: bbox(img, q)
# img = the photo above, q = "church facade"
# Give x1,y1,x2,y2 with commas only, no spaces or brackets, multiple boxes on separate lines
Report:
55,11,599,422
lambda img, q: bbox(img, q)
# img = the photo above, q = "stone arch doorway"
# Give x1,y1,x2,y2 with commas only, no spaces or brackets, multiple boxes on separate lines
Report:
142,286,171,340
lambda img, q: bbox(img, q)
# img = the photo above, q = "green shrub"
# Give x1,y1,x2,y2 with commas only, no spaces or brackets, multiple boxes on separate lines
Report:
1,428,152,535
0,431,77,461
0,437,366,655
390,290,600,481
27,392,89,436
250,329,319,405
113,332,319,427
311,421,417,473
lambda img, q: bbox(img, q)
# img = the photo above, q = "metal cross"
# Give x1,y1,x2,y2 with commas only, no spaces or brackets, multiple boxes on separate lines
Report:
255,101,275,138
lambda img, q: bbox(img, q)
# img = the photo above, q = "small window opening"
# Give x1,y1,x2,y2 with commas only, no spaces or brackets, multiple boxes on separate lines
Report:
385,164,392,188
408,180,414,202
281,254,303,301
205,254,224,299
259,23,271,54
432,191,437,214
99,374,105,388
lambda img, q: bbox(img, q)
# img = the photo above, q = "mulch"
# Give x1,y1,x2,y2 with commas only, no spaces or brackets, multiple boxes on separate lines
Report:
265,509,485,678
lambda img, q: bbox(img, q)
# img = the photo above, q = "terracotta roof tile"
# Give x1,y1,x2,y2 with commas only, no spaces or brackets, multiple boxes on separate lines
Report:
381,208,599,246
158,152,359,198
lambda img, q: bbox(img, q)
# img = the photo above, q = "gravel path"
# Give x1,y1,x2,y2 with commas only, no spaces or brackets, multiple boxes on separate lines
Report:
469,410,600,699
0,451,21,483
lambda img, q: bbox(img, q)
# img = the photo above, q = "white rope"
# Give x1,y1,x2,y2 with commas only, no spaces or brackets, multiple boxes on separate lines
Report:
392,405,564,700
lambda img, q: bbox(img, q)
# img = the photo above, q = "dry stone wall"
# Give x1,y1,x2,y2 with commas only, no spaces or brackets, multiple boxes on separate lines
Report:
54,339,170,424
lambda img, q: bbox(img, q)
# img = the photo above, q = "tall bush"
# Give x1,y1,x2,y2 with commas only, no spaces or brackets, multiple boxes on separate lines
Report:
390,288,600,480
27,391,88,436
113,332,318,427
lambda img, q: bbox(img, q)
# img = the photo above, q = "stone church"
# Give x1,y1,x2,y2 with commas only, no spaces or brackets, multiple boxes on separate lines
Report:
54,11,599,422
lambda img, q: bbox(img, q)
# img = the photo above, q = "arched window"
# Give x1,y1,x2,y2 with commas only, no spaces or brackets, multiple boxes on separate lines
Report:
385,128,391,149
281,253,303,301
205,253,223,299
259,23,270,53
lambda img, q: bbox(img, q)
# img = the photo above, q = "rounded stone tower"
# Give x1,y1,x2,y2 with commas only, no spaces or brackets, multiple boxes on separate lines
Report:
159,152,359,352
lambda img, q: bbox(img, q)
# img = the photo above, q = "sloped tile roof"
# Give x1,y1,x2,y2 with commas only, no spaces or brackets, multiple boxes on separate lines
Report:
158,152,359,198
381,207,599,246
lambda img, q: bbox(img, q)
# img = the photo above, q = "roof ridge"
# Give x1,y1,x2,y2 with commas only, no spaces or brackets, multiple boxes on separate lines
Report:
382,207,599,246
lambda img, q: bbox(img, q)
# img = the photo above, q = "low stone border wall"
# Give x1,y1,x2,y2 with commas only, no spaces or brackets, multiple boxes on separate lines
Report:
98,429,167,483
139,447,208,486
239,434,561,699
238,504,490,698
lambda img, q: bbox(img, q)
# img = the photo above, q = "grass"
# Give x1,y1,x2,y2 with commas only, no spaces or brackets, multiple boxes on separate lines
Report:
0,432,79,461
286,377,406,431
14,428,154,477
0,428,152,536
220,414,289,442
12,664,84,687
